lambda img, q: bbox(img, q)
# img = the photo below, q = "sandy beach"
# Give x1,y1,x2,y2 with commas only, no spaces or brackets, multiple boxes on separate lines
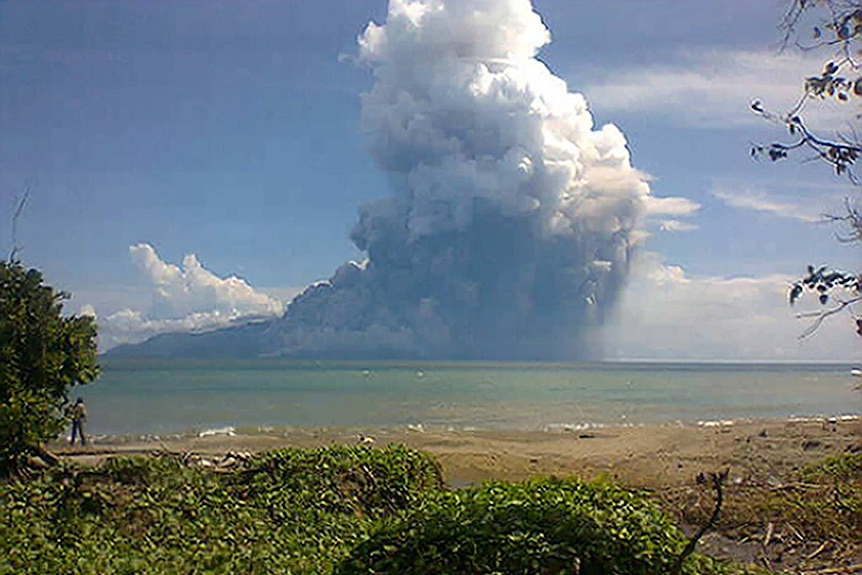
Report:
51,417,860,488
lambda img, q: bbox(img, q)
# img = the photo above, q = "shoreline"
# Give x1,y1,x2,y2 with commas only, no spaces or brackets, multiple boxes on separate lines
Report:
60,413,862,443
51,416,861,487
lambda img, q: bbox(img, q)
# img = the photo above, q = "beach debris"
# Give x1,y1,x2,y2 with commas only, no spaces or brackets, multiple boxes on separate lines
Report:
697,420,735,432
544,422,602,433
805,541,830,560
356,434,376,445
147,447,253,471
218,456,237,468
766,475,782,488
198,426,236,438
406,423,424,433
210,451,253,471
763,522,774,547
822,416,840,431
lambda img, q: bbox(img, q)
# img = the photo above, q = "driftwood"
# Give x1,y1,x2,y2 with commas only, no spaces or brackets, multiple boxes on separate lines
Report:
670,469,729,575
34,444,60,466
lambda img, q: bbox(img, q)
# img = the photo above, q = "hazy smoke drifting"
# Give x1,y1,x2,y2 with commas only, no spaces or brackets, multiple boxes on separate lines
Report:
280,0,653,360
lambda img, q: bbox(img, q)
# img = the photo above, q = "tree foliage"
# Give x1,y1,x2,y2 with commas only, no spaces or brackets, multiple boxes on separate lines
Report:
751,1,861,181
752,0,861,338
0,261,99,474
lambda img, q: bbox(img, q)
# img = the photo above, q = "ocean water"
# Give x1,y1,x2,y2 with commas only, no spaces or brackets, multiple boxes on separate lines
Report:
76,359,861,437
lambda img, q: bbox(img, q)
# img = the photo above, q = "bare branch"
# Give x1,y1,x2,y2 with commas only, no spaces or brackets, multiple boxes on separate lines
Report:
671,469,729,575
796,293,862,339
823,197,862,241
8,186,30,263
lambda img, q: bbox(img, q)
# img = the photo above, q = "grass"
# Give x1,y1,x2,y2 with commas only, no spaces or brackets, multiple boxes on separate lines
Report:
3,447,856,574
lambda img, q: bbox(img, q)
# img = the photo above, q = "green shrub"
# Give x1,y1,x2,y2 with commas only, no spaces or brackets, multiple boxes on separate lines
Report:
337,477,689,575
0,446,443,575
231,445,444,518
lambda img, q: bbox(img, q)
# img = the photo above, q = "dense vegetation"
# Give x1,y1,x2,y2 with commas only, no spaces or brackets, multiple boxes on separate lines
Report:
0,445,782,575
0,261,99,475
338,478,690,575
1,446,441,575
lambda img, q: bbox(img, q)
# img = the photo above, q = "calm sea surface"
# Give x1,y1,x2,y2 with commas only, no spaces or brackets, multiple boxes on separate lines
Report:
78,359,861,437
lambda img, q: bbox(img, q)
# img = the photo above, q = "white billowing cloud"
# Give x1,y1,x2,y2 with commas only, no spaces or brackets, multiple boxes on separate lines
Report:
128,244,283,320
356,0,658,243
712,187,823,223
604,253,859,361
583,49,850,130
93,244,285,349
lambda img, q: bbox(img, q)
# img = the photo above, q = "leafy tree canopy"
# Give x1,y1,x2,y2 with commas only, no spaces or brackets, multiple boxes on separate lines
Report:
0,260,99,475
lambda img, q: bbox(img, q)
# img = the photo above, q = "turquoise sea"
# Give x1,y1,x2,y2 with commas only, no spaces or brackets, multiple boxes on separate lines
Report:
75,359,861,438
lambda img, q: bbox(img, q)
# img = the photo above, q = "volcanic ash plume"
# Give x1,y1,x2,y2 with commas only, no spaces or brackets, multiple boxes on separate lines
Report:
280,0,651,360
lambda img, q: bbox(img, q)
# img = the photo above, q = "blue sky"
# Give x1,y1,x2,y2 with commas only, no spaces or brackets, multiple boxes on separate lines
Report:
1,0,858,360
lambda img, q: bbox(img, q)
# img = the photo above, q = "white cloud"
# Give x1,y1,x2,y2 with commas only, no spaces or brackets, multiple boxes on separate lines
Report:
604,252,859,361
658,219,699,233
78,304,97,318
642,195,700,234
644,195,701,216
86,244,287,350
582,49,850,130
98,308,266,349
712,187,823,222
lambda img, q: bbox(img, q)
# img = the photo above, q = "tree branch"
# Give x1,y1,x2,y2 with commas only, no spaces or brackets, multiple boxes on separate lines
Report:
796,293,862,338
8,187,30,263
671,469,729,575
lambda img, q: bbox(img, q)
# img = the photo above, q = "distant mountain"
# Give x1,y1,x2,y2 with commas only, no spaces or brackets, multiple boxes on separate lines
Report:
105,320,281,359
104,315,429,360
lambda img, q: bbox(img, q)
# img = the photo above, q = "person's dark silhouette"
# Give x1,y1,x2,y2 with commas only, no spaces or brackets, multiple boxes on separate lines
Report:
70,398,87,446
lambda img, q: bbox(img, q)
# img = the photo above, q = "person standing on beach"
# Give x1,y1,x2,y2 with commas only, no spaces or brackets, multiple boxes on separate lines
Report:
69,398,87,446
